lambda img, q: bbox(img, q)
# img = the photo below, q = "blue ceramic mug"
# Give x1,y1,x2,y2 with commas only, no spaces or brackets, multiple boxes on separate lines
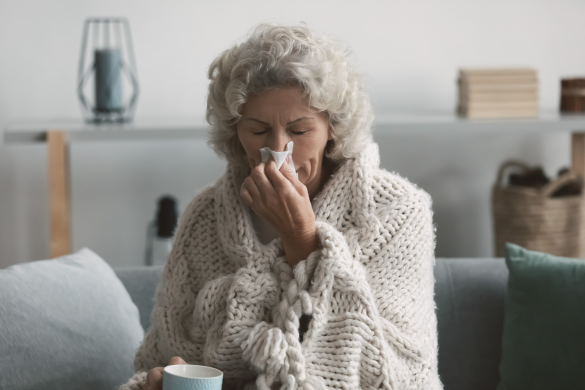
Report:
163,365,223,390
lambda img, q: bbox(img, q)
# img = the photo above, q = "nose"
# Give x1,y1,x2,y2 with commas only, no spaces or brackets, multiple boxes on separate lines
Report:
267,130,290,152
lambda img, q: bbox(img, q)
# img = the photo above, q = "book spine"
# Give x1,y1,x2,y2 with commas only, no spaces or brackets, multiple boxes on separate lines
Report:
460,111,538,119
459,68,537,77
460,75,538,85
459,108,538,119
460,92,538,102
459,83,538,94
460,102,539,110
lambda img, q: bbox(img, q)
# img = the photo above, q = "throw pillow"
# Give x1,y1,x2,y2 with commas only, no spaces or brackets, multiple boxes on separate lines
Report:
0,248,144,390
497,243,585,390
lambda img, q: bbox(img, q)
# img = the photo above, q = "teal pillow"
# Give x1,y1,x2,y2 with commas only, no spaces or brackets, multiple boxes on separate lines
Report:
498,243,585,390
0,248,144,390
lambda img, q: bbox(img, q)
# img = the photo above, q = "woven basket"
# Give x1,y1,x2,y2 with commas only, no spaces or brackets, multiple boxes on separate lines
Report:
492,160,585,258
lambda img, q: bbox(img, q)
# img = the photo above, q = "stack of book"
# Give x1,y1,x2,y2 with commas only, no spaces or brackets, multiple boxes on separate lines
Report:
457,68,539,119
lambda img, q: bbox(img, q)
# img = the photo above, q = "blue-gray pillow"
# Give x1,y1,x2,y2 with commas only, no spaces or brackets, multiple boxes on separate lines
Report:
0,248,144,390
497,243,585,390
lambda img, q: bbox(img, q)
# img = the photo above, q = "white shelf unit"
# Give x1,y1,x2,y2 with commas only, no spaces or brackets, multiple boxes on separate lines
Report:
4,112,585,258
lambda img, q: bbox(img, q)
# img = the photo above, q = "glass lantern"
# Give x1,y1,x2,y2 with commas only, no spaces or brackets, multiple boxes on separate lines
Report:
77,17,139,123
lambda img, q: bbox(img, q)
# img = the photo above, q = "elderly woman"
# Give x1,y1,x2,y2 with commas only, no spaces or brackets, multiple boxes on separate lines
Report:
120,23,441,390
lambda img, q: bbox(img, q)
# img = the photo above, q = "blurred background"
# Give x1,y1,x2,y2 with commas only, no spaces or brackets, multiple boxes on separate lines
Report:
1,0,583,268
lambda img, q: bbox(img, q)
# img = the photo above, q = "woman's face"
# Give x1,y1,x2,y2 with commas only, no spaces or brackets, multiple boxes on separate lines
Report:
236,87,332,197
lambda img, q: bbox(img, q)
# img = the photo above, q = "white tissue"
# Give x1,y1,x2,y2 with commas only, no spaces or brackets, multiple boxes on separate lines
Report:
260,141,298,178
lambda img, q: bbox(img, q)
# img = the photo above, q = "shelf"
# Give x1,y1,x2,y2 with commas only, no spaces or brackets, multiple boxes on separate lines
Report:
373,111,585,136
6,111,585,259
5,111,585,144
3,118,208,143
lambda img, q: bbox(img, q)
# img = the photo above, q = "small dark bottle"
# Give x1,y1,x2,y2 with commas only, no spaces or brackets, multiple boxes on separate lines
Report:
145,196,178,266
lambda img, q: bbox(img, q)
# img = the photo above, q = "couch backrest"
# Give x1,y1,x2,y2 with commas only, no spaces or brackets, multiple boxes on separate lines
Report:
435,258,508,390
115,258,509,390
115,265,164,334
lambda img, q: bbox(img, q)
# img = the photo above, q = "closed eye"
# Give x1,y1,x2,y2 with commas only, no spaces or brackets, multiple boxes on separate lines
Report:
251,128,309,135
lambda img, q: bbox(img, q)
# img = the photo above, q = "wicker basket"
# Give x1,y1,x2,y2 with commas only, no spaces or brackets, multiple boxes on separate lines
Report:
492,160,585,258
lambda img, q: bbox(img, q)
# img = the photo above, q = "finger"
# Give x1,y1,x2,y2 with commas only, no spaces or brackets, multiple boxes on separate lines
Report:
251,161,276,197
279,158,296,179
240,182,253,207
242,176,261,206
146,367,164,389
280,159,305,193
264,159,293,193
168,356,187,365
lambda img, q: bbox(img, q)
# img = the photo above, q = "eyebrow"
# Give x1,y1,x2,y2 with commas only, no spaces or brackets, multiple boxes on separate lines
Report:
243,117,313,126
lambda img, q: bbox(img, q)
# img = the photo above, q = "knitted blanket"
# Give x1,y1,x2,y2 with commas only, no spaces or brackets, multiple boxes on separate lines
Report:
119,142,442,390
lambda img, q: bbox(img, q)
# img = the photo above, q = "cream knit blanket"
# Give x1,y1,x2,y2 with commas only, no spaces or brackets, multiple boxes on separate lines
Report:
119,142,442,390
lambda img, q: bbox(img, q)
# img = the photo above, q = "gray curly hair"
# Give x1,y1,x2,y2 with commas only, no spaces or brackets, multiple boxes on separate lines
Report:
206,22,373,167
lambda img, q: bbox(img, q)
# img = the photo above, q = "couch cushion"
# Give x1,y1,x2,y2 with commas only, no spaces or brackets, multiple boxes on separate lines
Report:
0,248,144,390
115,265,163,331
113,258,513,390
497,243,585,390
435,257,508,390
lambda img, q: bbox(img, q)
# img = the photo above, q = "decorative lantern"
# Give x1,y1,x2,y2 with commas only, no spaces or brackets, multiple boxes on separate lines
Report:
77,17,139,123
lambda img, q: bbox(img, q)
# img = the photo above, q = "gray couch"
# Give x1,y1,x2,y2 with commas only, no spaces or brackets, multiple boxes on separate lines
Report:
115,258,509,390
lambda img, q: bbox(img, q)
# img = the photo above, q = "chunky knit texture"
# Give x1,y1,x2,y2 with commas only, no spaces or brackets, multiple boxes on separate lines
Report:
119,142,442,390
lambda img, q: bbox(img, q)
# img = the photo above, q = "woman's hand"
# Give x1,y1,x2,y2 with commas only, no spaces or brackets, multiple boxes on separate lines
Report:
240,159,319,266
241,158,313,235
143,356,187,390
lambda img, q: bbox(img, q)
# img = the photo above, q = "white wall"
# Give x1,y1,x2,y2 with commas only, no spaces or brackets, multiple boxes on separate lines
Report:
1,0,582,267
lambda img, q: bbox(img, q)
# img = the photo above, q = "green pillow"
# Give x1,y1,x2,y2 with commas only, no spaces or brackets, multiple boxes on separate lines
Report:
497,243,585,390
